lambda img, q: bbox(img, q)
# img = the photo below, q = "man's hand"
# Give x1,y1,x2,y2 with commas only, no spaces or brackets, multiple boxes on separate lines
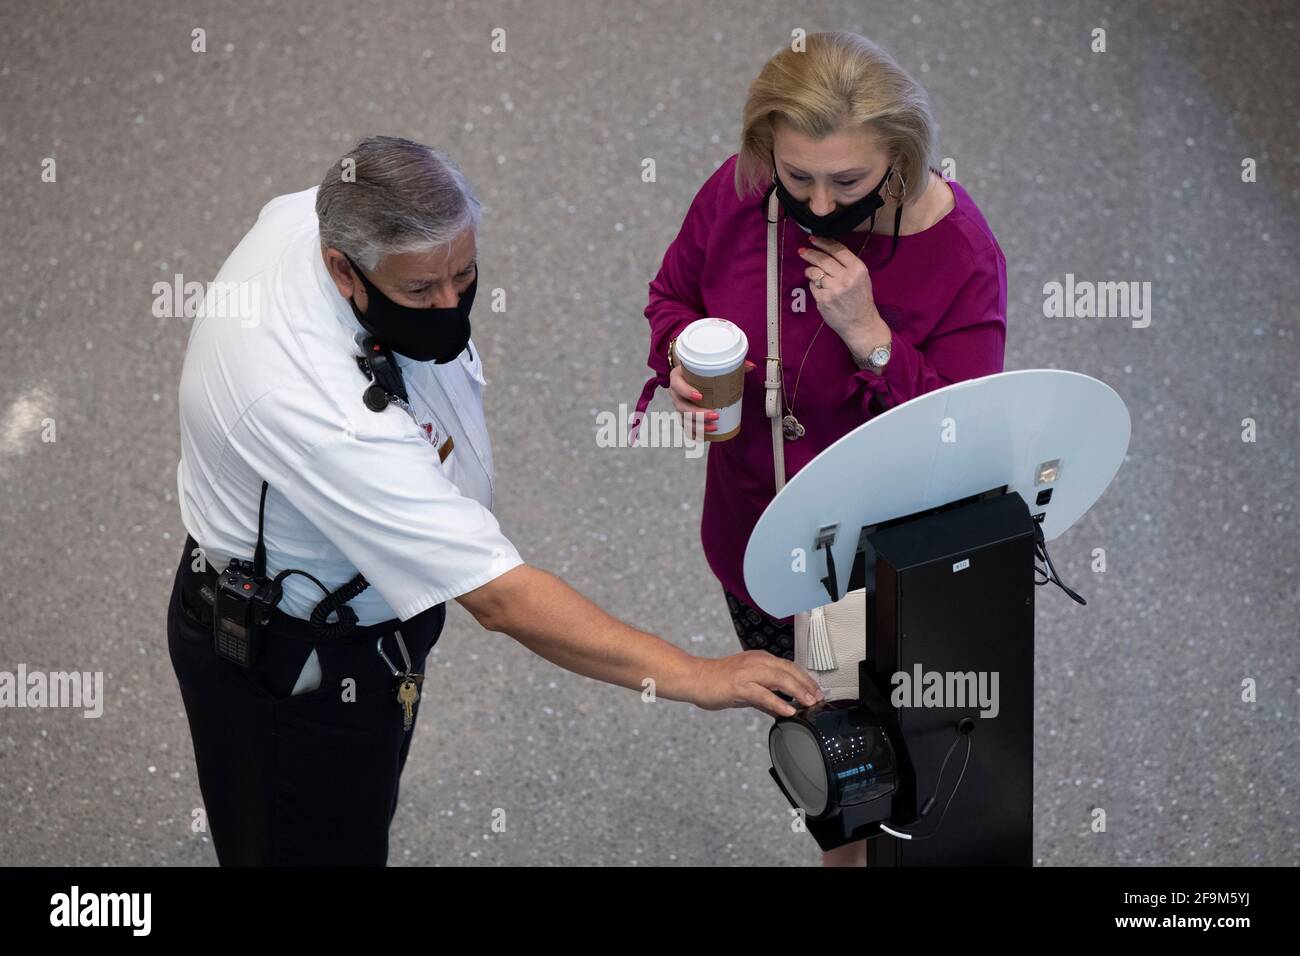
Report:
686,651,824,718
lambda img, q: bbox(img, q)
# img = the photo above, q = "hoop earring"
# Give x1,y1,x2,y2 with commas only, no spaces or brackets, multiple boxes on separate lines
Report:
885,167,907,201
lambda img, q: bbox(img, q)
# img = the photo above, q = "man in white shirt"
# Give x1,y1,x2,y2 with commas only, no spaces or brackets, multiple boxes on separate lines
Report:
168,135,821,865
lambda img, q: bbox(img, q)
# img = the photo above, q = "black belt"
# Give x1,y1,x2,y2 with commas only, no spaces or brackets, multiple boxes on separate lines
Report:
179,534,409,645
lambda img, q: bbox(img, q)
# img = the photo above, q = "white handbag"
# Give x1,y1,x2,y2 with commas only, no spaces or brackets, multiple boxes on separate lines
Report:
794,587,867,701
764,188,867,701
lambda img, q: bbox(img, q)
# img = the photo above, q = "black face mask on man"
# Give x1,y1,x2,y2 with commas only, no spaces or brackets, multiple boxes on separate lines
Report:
766,153,905,266
342,251,477,363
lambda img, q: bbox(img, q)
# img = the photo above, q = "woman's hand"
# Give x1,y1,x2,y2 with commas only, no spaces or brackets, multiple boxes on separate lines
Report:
797,235,886,346
668,360,756,440
687,650,824,718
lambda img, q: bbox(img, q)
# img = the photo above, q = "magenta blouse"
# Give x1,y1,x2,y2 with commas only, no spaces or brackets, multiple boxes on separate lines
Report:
634,154,1008,619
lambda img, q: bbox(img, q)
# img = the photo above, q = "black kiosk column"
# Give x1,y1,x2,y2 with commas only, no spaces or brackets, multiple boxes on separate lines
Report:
745,370,1131,866
864,490,1036,865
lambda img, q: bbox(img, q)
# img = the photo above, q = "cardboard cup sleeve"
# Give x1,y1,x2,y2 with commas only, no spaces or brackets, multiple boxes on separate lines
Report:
681,365,745,411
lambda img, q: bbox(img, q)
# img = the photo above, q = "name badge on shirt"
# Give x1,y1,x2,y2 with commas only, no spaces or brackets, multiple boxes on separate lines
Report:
421,422,454,463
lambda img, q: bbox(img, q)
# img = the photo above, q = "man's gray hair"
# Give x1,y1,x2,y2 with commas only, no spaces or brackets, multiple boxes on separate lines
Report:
315,135,482,270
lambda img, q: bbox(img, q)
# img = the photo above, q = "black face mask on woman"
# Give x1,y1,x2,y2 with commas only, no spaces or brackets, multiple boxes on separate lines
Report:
342,251,477,363
766,153,904,266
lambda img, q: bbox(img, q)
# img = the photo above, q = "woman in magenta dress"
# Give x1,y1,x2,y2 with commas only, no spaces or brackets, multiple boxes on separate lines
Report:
634,31,1009,865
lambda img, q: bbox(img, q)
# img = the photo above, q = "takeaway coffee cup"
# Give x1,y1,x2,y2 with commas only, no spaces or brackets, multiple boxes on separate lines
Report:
673,317,749,442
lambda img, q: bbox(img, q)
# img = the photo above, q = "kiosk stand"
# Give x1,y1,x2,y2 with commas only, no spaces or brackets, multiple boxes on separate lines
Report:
745,370,1130,865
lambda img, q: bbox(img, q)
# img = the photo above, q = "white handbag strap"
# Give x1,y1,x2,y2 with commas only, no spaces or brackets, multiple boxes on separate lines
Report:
765,188,786,493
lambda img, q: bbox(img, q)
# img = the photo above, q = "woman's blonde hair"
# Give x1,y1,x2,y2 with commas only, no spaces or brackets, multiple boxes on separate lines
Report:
736,32,937,201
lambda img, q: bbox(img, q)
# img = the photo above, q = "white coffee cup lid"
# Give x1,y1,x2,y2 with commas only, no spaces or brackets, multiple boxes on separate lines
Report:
675,318,749,371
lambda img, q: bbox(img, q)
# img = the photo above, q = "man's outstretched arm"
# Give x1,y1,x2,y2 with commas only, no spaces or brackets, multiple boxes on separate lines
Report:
456,564,822,717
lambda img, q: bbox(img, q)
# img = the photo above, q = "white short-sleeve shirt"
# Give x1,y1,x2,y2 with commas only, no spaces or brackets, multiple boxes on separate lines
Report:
176,186,524,623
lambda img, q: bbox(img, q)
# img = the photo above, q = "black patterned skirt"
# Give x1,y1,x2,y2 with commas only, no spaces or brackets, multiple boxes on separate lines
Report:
723,588,795,660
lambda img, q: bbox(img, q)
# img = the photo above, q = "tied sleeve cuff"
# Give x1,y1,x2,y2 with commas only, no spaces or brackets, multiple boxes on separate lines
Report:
628,373,662,445
852,328,919,414
628,317,694,445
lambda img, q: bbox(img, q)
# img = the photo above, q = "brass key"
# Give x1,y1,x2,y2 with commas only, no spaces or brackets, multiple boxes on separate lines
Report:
377,631,424,732
396,677,420,731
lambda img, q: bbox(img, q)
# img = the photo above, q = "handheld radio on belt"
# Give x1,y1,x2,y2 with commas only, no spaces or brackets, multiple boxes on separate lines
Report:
212,480,372,667
212,483,283,667
210,334,420,668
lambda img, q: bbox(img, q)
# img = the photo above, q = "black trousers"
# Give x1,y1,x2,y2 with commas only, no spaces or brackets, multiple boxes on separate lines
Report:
166,536,446,865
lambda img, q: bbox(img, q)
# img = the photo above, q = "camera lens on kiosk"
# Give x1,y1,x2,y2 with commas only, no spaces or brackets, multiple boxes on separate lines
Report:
768,699,898,822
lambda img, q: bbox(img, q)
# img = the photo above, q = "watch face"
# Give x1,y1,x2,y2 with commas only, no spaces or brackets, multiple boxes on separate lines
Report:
869,346,890,365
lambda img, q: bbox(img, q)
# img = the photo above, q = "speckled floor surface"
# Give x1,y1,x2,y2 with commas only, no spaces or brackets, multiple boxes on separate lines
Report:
0,0,1296,865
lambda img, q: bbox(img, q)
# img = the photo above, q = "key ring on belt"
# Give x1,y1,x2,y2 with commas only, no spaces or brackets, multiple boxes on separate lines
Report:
378,630,425,732
376,630,418,679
